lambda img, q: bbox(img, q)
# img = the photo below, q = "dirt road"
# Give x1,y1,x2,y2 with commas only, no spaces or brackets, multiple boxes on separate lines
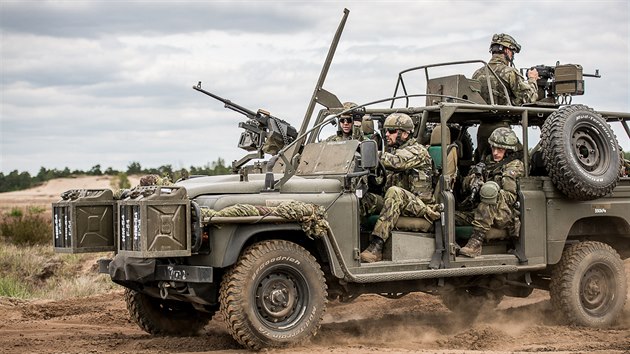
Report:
1,285,628,354
1,177,628,353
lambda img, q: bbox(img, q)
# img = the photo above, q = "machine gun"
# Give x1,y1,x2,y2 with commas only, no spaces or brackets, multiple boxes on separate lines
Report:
193,82,298,172
525,62,600,104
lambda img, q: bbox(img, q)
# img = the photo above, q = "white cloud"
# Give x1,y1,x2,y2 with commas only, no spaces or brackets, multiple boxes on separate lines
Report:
1,1,628,174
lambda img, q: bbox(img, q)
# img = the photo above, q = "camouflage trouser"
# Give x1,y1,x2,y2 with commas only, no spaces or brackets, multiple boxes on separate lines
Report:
471,191,517,239
360,192,384,217
372,186,432,241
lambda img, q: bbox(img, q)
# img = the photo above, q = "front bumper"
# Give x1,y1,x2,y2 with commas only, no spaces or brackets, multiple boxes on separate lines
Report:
98,258,214,283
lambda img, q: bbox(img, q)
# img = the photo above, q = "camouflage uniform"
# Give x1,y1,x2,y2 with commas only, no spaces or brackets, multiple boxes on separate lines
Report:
371,137,437,241
325,124,364,142
360,113,440,263
325,101,365,142
472,54,538,106
469,156,524,235
472,34,537,161
460,127,524,258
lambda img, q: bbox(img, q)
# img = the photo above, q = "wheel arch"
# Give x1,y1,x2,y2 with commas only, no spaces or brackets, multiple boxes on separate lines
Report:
219,223,335,271
548,215,630,264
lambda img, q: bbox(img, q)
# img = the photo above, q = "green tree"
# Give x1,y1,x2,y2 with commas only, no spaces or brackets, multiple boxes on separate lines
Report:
127,161,142,174
88,164,102,176
0,170,32,192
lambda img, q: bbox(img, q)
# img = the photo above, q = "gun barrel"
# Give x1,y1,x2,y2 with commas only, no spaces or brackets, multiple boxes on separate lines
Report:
193,82,257,118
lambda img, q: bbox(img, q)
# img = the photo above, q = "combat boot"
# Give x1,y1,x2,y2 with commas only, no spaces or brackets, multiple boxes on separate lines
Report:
360,237,384,263
459,232,485,258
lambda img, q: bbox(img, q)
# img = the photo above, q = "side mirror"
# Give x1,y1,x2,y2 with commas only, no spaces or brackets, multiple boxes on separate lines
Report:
360,140,378,169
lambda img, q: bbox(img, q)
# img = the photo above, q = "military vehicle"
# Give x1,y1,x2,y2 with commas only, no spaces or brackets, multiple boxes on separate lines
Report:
52,9,629,350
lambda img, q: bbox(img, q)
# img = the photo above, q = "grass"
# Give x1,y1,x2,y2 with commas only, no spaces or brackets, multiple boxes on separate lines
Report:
0,206,51,245
0,240,116,300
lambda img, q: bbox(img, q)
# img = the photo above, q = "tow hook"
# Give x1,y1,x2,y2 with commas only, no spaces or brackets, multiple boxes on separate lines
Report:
158,281,170,299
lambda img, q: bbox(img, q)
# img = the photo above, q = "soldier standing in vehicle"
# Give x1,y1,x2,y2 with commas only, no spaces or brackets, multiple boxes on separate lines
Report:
459,127,524,258
326,102,364,142
360,113,440,263
473,33,539,161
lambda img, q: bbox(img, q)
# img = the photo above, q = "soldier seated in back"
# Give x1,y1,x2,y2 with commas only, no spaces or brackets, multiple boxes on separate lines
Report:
459,127,524,258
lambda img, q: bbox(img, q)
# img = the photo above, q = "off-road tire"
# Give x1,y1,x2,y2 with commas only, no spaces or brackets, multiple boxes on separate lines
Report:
541,104,621,200
125,289,212,336
550,241,627,327
219,240,327,350
441,287,503,318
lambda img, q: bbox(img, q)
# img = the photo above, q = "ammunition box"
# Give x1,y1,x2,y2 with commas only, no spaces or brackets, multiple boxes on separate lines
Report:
555,64,584,95
118,186,191,258
53,189,116,253
426,75,487,105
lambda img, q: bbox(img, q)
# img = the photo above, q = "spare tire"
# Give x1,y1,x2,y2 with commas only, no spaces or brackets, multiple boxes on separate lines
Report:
541,104,621,200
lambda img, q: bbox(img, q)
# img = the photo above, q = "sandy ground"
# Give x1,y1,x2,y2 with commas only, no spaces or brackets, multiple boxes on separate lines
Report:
0,288,628,354
0,177,629,353
0,175,140,213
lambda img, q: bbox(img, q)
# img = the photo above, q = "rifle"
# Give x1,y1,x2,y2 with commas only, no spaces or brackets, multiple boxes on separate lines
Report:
193,82,298,171
460,162,486,210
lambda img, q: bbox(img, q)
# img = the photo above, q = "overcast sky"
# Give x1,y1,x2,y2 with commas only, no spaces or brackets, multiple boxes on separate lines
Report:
1,0,629,175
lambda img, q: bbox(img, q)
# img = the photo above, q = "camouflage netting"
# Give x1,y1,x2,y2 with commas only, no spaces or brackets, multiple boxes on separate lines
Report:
201,201,330,239
113,174,174,199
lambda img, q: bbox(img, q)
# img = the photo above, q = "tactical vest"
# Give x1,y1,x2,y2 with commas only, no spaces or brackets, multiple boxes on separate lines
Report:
385,140,434,203
473,54,514,105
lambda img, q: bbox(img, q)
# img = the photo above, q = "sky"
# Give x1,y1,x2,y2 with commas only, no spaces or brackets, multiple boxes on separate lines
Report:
1,0,629,175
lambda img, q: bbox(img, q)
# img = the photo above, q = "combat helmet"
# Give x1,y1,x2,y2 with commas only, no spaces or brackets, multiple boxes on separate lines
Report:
361,116,374,135
383,113,414,133
488,127,519,151
343,102,358,109
480,181,500,205
490,33,521,53
340,102,358,118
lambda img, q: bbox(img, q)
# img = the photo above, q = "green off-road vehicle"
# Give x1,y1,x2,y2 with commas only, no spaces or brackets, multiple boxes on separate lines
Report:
52,9,629,350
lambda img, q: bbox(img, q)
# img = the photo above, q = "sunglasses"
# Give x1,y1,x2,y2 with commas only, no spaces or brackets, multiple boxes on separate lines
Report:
386,128,399,134
339,117,352,124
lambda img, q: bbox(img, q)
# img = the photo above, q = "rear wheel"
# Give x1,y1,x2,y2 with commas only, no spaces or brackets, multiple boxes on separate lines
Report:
125,289,212,336
219,240,327,350
550,241,627,327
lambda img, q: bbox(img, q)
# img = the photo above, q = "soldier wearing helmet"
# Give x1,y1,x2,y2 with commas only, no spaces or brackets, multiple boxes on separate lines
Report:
326,102,365,142
472,33,539,161
459,127,525,258
360,113,440,263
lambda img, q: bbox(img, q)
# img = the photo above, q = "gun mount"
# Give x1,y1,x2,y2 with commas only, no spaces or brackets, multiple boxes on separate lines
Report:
193,82,298,173
525,62,601,104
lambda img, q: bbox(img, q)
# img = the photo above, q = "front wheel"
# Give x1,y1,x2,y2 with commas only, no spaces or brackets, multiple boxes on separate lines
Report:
550,241,627,327
219,240,327,350
125,289,212,336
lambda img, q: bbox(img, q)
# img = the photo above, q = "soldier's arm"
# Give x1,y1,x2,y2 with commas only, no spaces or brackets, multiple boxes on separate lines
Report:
508,69,538,104
500,160,525,203
381,145,428,171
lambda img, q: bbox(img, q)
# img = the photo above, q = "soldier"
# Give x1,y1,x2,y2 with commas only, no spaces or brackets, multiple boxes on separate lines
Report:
473,33,539,161
360,113,440,263
459,127,524,258
326,102,364,142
